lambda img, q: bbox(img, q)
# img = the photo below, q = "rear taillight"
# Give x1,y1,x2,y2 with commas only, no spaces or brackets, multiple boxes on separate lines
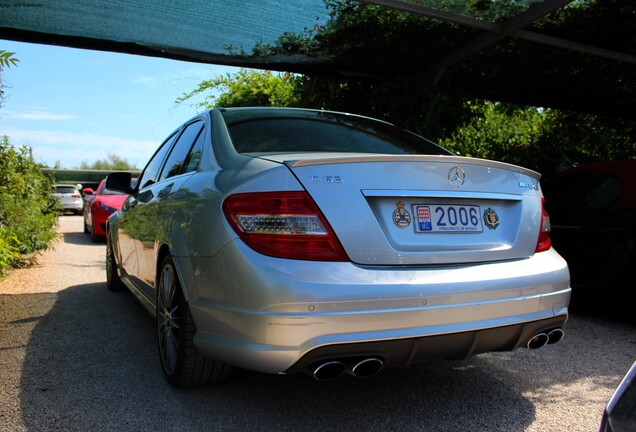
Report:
222,191,349,261
535,198,552,253
72,194,81,198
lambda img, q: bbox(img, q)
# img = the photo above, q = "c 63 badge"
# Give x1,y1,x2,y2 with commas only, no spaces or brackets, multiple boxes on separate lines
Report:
393,201,411,229
483,207,500,230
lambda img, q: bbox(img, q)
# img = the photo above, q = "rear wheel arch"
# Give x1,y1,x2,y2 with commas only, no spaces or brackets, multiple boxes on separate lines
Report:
155,244,190,302
155,252,230,386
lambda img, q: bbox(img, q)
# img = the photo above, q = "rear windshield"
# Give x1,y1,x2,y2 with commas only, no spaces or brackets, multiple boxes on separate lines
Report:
54,186,77,194
220,109,452,156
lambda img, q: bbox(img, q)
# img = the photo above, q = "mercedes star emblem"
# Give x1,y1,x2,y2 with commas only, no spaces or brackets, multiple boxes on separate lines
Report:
448,166,465,188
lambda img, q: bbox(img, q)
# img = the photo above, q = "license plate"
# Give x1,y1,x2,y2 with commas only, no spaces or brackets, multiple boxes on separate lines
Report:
414,204,483,233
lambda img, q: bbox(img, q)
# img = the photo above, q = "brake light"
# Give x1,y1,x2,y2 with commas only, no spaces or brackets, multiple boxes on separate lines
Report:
222,191,349,261
535,198,552,253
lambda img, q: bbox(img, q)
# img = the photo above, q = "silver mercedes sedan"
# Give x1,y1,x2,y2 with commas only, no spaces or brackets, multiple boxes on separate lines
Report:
105,107,570,386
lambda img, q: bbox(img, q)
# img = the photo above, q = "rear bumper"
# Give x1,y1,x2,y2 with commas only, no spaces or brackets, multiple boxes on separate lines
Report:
184,243,570,374
284,315,567,374
62,200,83,212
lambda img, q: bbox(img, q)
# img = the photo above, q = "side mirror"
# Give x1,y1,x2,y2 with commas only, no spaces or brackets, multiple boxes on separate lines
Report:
82,188,94,195
106,172,133,194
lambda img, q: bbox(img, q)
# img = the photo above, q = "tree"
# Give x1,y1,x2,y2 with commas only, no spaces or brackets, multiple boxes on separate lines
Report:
176,69,300,109
0,50,19,108
0,136,60,275
80,153,138,171
439,102,636,176
0,50,18,68
439,102,546,168
178,0,635,173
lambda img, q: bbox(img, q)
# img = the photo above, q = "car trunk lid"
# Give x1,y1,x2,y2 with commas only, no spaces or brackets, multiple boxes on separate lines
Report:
258,154,543,265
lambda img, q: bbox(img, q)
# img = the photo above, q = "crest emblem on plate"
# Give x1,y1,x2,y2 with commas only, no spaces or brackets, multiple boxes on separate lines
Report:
483,208,500,230
393,201,411,229
448,166,465,188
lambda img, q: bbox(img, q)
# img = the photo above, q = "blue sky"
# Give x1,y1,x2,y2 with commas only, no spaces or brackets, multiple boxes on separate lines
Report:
0,39,241,169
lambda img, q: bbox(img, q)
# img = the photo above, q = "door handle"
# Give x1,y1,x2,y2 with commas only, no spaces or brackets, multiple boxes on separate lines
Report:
157,184,173,199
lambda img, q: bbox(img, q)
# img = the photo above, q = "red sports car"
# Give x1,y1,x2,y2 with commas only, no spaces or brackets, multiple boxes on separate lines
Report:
83,179,130,242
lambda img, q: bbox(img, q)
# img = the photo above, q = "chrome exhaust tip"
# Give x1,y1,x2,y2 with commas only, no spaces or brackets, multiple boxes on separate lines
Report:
526,333,549,349
312,361,346,381
348,358,384,378
547,328,565,344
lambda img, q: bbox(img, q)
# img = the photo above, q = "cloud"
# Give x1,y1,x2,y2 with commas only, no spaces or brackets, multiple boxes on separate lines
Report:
0,109,79,121
1,128,158,168
133,75,159,86
132,65,240,87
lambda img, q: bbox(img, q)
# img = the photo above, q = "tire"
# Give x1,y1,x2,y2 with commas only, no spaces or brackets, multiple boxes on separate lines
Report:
156,255,230,387
90,212,102,243
106,238,125,291
90,226,101,243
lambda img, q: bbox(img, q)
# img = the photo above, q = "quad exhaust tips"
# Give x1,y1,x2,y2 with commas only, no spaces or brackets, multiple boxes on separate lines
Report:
526,328,565,349
312,360,346,381
526,333,549,349
309,328,566,379
547,328,565,344
348,358,384,378
309,358,384,381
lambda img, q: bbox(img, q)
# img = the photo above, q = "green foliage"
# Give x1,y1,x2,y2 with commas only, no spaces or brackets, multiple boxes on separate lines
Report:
0,136,61,276
0,50,19,69
440,102,546,164
540,110,636,166
178,0,633,175
241,0,473,140
439,102,636,177
80,153,138,170
0,228,21,272
295,72,470,141
1,50,19,107
176,69,300,109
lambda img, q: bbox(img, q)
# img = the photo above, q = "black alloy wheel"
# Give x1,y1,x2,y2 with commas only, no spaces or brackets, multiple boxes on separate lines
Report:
156,255,230,386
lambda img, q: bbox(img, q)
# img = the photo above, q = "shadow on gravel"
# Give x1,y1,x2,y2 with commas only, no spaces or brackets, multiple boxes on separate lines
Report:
13,284,636,432
62,231,103,246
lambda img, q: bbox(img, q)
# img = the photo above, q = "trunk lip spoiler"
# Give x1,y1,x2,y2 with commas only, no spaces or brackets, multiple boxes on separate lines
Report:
286,155,541,180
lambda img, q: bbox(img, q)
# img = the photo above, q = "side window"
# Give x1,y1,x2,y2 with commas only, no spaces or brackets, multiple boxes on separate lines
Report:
182,127,205,173
159,121,204,182
138,132,177,189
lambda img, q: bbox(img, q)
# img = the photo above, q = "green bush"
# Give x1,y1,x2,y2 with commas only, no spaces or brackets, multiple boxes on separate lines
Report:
0,136,61,275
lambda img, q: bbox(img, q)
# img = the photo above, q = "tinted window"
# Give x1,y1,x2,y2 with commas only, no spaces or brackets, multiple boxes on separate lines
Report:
159,121,204,182
545,172,623,210
101,184,128,195
183,128,205,173
55,186,77,194
138,132,177,189
221,109,451,156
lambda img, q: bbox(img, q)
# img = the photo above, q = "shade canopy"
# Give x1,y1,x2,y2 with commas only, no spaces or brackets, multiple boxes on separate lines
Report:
1,0,634,117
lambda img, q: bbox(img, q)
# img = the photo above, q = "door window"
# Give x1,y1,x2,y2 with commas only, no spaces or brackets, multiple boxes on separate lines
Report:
138,132,177,189
159,120,204,182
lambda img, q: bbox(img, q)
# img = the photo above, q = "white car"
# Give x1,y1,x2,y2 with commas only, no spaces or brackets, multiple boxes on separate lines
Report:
105,107,571,386
52,184,83,214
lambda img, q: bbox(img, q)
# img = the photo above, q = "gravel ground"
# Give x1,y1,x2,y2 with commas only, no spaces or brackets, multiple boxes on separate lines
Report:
1,216,634,431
